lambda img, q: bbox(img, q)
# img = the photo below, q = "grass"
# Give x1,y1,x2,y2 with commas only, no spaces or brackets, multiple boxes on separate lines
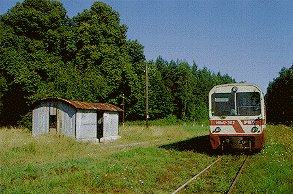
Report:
234,125,293,193
0,124,292,193
182,125,293,194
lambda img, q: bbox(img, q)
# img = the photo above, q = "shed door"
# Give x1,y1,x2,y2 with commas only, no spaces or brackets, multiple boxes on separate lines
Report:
103,112,119,137
97,112,103,139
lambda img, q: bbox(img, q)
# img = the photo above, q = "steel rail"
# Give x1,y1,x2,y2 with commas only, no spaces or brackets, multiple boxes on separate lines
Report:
172,156,223,194
226,155,252,194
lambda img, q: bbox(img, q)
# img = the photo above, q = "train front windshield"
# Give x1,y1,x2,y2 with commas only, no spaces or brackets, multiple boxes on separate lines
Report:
211,92,261,116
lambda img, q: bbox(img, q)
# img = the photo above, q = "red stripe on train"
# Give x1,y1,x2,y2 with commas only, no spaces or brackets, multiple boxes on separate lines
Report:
233,120,245,133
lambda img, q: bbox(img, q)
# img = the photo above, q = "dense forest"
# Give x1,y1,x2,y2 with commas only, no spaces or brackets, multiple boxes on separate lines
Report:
266,65,293,125
0,0,291,127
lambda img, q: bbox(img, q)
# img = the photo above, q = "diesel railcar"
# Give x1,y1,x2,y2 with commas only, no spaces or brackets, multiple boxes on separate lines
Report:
209,83,265,151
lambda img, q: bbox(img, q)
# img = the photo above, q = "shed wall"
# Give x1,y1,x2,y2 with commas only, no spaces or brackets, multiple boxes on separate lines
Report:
32,102,50,136
58,103,76,137
76,110,97,140
32,101,76,137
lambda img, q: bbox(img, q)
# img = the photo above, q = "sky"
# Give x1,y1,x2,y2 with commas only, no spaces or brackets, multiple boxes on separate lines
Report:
1,0,292,93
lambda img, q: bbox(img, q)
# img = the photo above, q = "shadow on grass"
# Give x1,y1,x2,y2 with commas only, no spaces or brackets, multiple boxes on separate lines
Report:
160,135,257,156
159,135,216,156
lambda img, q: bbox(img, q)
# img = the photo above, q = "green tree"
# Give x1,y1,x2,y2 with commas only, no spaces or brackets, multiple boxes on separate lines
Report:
172,60,195,119
266,65,293,125
153,57,235,121
148,61,173,119
72,2,128,102
120,40,146,120
155,57,177,117
0,0,237,126
0,0,69,125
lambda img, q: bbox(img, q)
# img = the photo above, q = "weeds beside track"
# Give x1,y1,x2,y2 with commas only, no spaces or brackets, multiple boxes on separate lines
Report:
172,153,254,194
0,125,292,193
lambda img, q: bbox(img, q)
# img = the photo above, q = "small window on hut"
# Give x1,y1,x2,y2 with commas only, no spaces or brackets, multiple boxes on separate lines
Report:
49,102,57,129
49,115,57,128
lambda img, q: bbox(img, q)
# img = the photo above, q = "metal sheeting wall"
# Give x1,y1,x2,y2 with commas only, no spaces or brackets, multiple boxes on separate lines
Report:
32,102,49,136
103,112,119,137
76,110,97,140
58,103,76,137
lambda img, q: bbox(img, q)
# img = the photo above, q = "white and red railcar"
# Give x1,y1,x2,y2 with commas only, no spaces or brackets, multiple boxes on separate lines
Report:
209,83,265,151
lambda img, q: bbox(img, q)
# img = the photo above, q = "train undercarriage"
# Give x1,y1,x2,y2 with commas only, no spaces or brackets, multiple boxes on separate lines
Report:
210,133,265,151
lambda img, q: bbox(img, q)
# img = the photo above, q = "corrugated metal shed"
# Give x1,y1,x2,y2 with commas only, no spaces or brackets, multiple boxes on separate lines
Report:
32,98,122,142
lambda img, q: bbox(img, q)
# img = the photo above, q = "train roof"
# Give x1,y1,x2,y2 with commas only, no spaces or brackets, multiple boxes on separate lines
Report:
209,83,263,94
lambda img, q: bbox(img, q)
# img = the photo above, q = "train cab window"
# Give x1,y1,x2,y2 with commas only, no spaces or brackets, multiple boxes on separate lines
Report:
236,92,261,116
212,92,261,116
211,93,235,116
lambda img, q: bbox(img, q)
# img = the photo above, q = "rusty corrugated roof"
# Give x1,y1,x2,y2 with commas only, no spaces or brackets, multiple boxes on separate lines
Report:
36,98,123,112
66,99,123,112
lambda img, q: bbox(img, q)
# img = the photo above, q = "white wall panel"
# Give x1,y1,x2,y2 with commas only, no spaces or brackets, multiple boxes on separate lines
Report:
76,110,97,139
103,112,119,137
32,103,49,136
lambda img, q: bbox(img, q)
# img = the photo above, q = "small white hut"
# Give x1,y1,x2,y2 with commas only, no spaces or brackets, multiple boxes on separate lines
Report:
32,98,123,142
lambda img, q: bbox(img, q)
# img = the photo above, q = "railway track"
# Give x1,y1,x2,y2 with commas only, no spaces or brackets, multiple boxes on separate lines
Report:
226,155,251,194
172,154,252,194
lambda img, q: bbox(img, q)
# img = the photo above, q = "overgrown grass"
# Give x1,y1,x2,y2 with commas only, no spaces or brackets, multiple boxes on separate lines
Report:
181,125,293,194
235,125,293,193
124,116,209,127
0,124,292,193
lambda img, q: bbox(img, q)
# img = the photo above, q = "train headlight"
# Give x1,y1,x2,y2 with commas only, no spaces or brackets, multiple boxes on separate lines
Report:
251,126,258,133
214,127,221,133
232,86,238,93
